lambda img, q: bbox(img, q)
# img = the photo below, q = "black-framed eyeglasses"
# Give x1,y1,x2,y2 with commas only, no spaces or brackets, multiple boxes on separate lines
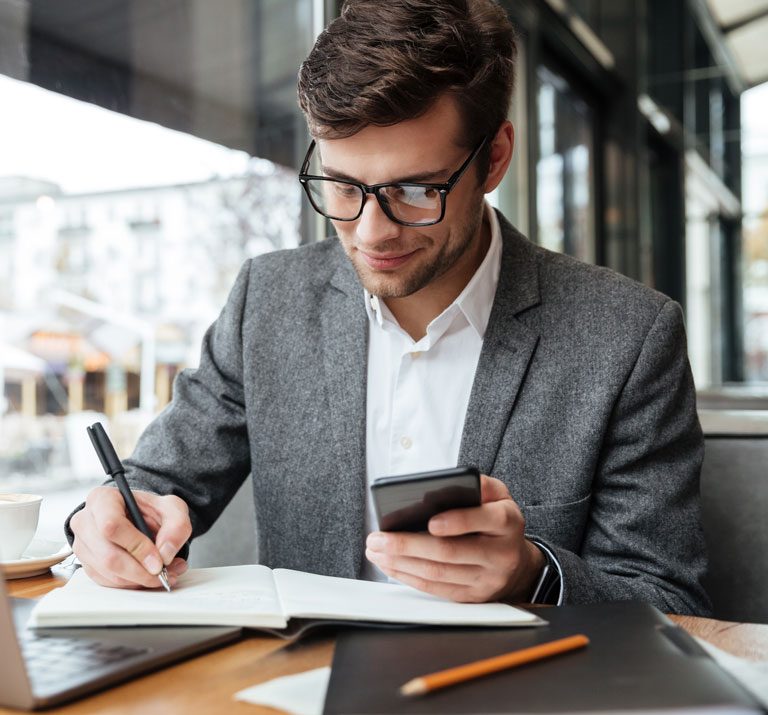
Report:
298,136,487,227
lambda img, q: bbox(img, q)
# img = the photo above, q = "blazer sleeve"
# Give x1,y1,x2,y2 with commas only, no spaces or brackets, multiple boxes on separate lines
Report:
533,299,711,616
65,259,254,546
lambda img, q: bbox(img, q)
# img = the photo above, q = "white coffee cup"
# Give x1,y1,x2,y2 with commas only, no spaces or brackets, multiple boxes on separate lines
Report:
0,493,43,561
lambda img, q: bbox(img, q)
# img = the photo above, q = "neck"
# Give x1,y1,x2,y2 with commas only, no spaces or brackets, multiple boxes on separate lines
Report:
384,212,492,341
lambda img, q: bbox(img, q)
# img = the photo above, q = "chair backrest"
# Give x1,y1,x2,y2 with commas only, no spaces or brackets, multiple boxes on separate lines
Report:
699,411,768,624
187,478,258,568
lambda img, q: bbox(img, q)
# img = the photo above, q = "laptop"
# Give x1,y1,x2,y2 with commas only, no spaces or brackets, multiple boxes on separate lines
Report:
0,571,242,710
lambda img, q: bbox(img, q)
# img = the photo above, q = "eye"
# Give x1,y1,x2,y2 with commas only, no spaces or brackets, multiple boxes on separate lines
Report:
333,183,358,198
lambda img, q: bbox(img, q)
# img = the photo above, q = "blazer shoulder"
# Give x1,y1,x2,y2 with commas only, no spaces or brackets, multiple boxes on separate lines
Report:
497,213,671,322
241,238,346,299
531,241,671,321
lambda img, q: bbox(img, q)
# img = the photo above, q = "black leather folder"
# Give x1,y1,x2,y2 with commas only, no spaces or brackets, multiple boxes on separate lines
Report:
323,600,764,714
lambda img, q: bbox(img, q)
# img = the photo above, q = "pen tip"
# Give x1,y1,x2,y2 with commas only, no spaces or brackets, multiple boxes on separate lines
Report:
159,569,172,593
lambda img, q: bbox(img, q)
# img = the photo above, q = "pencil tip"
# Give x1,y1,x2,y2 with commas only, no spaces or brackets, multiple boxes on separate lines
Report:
400,680,426,697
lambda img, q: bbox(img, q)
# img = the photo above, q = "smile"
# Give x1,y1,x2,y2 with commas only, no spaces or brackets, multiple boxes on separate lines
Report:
359,249,419,270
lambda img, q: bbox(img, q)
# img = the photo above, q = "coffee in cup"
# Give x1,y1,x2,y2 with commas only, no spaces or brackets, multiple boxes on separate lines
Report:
0,493,43,561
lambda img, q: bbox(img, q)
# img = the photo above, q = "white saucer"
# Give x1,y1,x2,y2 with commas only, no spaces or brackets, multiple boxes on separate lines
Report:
0,538,73,580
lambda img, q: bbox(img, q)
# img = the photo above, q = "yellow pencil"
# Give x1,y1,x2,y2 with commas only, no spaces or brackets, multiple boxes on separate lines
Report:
399,634,590,697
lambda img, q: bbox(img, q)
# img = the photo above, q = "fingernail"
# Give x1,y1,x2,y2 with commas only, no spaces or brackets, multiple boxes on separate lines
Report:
143,554,162,575
159,542,176,565
367,533,386,550
430,517,446,531
366,548,381,562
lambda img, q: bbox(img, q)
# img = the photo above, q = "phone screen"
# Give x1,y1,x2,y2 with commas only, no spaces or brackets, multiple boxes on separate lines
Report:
371,467,480,532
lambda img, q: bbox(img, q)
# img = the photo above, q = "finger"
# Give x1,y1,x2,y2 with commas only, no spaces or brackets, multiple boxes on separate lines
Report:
74,537,141,589
429,499,524,538
382,568,479,603
480,475,512,503
72,508,134,587
85,527,178,589
81,564,139,589
125,491,189,564
367,530,481,565
168,557,188,577
365,549,481,587
74,488,181,588
89,496,165,577
152,495,192,565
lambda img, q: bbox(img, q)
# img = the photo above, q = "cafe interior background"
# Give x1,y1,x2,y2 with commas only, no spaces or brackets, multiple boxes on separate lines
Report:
0,0,767,539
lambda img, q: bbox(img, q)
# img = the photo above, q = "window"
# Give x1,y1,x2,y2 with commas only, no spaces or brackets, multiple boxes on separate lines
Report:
742,83,768,382
0,0,321,497
536,65,597,264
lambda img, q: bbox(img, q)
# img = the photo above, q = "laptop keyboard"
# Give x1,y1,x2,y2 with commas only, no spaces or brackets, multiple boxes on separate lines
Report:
20,631,151,690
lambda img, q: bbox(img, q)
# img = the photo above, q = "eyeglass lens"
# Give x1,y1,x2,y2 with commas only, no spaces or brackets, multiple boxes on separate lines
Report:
305,179,442,225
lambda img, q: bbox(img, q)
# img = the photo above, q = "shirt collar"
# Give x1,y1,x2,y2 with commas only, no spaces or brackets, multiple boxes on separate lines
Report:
364,202,502,338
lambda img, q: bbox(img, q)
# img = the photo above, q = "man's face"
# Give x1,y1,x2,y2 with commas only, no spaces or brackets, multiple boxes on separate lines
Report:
316,95,487,299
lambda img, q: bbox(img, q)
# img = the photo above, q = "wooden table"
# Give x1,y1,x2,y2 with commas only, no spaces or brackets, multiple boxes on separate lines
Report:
4,566,768,714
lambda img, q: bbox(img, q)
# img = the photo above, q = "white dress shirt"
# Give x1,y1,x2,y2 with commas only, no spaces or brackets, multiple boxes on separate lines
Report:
361,202,502,581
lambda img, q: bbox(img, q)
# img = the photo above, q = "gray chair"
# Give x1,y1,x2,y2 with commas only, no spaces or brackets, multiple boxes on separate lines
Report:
697,386,768,411
187,479,257,568
699,410,768,624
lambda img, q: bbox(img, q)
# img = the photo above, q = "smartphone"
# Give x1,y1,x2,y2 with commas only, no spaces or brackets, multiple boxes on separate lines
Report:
371,466,481,532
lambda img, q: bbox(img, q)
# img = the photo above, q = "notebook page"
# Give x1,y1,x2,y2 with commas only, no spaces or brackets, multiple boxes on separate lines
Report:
29,565,288,629
273,569,543,626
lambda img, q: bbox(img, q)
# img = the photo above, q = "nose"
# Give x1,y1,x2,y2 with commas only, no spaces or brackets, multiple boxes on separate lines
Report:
355,194,401,247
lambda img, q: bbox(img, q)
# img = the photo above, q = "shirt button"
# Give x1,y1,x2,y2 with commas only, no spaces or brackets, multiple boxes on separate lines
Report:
410,351,421,359
400,436,413,450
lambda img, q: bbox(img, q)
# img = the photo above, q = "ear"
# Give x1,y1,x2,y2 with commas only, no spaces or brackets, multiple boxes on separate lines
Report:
483,121,514,194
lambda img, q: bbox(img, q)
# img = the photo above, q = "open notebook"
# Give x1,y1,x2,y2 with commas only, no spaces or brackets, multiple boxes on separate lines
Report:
29,566,545,632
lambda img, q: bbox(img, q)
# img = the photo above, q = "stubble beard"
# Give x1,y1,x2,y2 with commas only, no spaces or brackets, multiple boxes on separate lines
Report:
346,203,485,299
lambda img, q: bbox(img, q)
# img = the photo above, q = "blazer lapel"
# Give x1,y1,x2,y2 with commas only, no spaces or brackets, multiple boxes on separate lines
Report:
320,251,369,576
458,214,542,475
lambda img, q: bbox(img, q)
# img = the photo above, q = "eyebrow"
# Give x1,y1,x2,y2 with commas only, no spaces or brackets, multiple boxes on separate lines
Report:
320,164,451,184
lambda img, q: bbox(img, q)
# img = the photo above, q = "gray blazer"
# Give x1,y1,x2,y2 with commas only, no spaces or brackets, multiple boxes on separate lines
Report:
119,211,710,615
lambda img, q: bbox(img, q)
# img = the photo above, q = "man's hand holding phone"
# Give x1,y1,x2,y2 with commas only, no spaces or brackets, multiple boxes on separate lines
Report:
366,470,545,604
70,486,192,589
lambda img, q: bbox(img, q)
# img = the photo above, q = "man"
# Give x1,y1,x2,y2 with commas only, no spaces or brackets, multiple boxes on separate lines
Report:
68,0,710,614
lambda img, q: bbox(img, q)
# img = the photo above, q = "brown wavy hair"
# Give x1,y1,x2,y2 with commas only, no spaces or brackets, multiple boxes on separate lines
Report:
297,0,518,172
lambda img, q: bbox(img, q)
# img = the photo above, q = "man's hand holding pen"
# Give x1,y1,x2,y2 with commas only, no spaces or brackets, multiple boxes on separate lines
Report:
70,486,191,589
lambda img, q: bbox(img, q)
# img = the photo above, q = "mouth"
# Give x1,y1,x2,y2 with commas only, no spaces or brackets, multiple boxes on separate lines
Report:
358,248,419,270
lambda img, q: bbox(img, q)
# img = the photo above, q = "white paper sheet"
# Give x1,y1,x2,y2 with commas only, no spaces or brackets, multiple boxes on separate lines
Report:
29,565,287,628
696,637,768,708
274,568,542,626
234,667,330,715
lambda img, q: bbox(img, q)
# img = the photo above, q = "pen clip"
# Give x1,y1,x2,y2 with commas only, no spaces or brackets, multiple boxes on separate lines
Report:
87,422,124,476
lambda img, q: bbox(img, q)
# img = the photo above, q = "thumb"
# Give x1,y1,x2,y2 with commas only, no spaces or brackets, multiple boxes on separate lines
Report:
480,474,512,503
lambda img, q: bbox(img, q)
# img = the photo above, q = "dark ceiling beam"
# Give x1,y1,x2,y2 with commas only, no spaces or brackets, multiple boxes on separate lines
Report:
722,6,768,35
687,0,747,94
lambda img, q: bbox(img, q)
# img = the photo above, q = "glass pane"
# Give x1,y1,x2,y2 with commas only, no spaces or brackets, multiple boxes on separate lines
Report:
742,83,768,383
536,65,596,264
307,179,363,220
379,186,442,224
0,0,314,507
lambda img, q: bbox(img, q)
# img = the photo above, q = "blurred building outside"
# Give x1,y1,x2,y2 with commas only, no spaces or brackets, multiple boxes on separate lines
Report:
0,93,300,492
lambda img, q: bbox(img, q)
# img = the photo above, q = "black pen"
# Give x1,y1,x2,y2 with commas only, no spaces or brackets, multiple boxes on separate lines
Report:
86,422,171,592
